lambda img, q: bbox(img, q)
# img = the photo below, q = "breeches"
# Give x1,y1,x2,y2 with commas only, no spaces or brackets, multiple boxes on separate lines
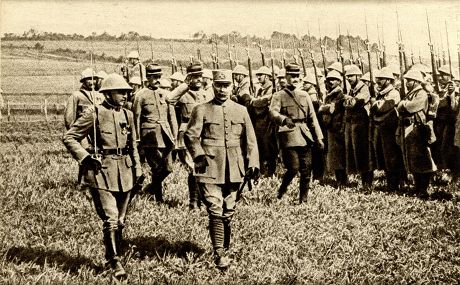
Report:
198,183,240,221
90,188,131,232
144,147,173,175
282,146,311,176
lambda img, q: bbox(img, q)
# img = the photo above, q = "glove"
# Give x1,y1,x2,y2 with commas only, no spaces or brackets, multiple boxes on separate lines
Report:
246,167,260,180
317,139,325,150
284,118,296,129
82,155,102,173
194,155,208,174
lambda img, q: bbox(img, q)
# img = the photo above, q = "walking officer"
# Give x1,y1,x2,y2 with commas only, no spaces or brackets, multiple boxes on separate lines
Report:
270,63,324,203
63,73,142,279
396,69,437,199
133,63,178,202
184,69,259,269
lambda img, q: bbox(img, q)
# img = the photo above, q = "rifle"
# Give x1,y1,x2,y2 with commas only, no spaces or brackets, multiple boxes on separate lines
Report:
214,37,220,69
426,10,441,94
440,30,447,66
270,39,277,93
410,47,415,66
298,45,307,77
337,24,348,94
136,37,144,88
236,170,259,202
318,21,328,77
149,40,154,62
365,15,376,98
227,34,234,70
89,37,102,166
397,8,407,99
197,48,202,64
246,39,255,95
170,43,177,74
233,34,238,65
123,43,130,82
211,39,216,69
381,24,387,67
308,30,323,102
257,42,266,66
281,35,287,69
445,20,453,79
347,29,354,64
356,41,364,72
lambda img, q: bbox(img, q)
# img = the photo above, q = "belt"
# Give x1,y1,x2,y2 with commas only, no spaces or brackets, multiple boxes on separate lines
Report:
97,148,130,155
292,118,307,123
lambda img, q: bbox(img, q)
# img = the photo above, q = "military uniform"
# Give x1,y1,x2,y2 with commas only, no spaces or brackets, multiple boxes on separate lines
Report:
133,64,178,202
185,70,259,268
371,76,404,191
397,70,437,198
270,64,323,202
63,73,141,279
233,78,252,107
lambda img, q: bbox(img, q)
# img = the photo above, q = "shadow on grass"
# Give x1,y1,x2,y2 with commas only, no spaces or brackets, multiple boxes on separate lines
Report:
4,246,102,274
128,235,206,260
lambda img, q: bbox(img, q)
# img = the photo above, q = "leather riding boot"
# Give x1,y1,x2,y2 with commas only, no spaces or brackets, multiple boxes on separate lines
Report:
103,230,127,279
361,171,374,192
335,170,348,188
188,174,199,209
278,171,296,199
223,220,231,251
298,174,310,204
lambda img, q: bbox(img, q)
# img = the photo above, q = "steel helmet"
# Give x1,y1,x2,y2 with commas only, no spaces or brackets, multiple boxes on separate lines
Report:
127,50,139,59
99,73,133,92
232,65,249,76
202,69,213,79
345,64,362,76
388,64,401,76
410,63,431,75
326,70,342,81
375,67,394,80
273,65,280,76
129,76,142,86
437,65,452,76
80,68,96,82
255,66,272,76
302,73,317,85
170,72,185,82
159,79,172,89
361,72,371,82
327,62,343,73
403,69,424,83
96,70,107,79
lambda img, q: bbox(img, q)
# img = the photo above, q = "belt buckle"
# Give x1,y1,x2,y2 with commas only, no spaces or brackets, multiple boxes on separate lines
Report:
116,148,122,155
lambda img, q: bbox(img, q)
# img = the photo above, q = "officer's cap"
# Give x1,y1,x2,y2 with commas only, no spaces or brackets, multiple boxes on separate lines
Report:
186,62,203,75
127,50,139,59
80,68,97,83
403,69,424,83
232,65,249,76
375,67,394,80
285,63,301,75
213,69,233,83
202,69,213,79
170,72,185,82
345,64,362,76
326,70,343,81
255,66,272,76
146,63,162,76
99,73,133,92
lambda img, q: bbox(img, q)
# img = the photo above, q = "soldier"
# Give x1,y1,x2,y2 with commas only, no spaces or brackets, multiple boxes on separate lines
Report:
277,68,287,90
63,73,142,279
371,67,405,192
95,70,107,91
344,65,373,190
125,76,141,110
270,64,324,203
432,65,460,182
396,69,437,199
250,66,278,177
202,68,214,97
184,69,259,269
124,51,147,84
166,63,211,209
170,71,185,91
159,79,172,91
133,63,178,202
231,64,252,106
318,70,347,187
327,62,351,93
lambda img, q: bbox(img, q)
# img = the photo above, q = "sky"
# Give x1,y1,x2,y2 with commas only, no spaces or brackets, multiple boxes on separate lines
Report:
1,0,459,57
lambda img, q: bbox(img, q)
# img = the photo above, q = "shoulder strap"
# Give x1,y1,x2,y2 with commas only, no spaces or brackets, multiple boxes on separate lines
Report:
80,89,93,104
283,88,308,116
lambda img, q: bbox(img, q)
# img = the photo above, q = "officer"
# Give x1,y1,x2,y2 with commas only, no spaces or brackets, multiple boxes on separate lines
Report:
318,70,347,187
95,70,107,91
250,66,278,177
184,69,259,269
270,64,324,203
231,64,252,106
63,73,142,279
166,62,211,209
371,67,405,192
133,63,178,202
396,69,437,199
432,65,459,182
344,65,373,190
64,68,105,130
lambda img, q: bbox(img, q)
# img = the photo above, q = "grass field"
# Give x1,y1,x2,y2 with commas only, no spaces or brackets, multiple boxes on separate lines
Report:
1,121,459,284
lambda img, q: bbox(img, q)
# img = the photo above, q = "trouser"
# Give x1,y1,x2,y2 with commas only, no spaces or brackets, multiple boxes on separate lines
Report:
198,182,239,254
90,188,131,260
144,147,173,201
386,171,402,192
413,172,432,197
278,146,311,202
178,149,201,208
311,143,326,181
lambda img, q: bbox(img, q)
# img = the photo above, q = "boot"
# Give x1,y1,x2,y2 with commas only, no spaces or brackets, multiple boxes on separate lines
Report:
223,220,231,251
335,170,348,189
298,174,310,204
188,174,199,210
386,171,400,193
209,217,231,269
277,171,296,199
104,230,127,279
416,172,431,200
115,225,127,256
361,171,374,192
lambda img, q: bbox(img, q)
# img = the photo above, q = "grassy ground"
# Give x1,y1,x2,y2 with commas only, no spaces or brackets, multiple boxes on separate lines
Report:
1,121,459,284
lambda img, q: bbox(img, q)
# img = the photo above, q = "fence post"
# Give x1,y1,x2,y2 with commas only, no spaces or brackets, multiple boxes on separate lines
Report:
7,101,11,122
44,99,48,121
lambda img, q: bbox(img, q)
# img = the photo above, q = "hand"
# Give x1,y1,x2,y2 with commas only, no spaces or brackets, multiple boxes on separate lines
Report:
317,139,325,150
447,82,455,94
284,118,296,128
82,155,102,173
246,167,259,179
194,155,208,174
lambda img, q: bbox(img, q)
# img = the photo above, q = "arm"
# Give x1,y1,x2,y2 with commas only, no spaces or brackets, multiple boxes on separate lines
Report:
184,105,206,159
62,108,94,163
398,90,428,114
268,92,287,125
132,92,142,141
344,84,370,109
166,82,189,105
305,94,324,141
64,93,78,130
243,109,259,169
373,90,400,114
127,111,142,175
